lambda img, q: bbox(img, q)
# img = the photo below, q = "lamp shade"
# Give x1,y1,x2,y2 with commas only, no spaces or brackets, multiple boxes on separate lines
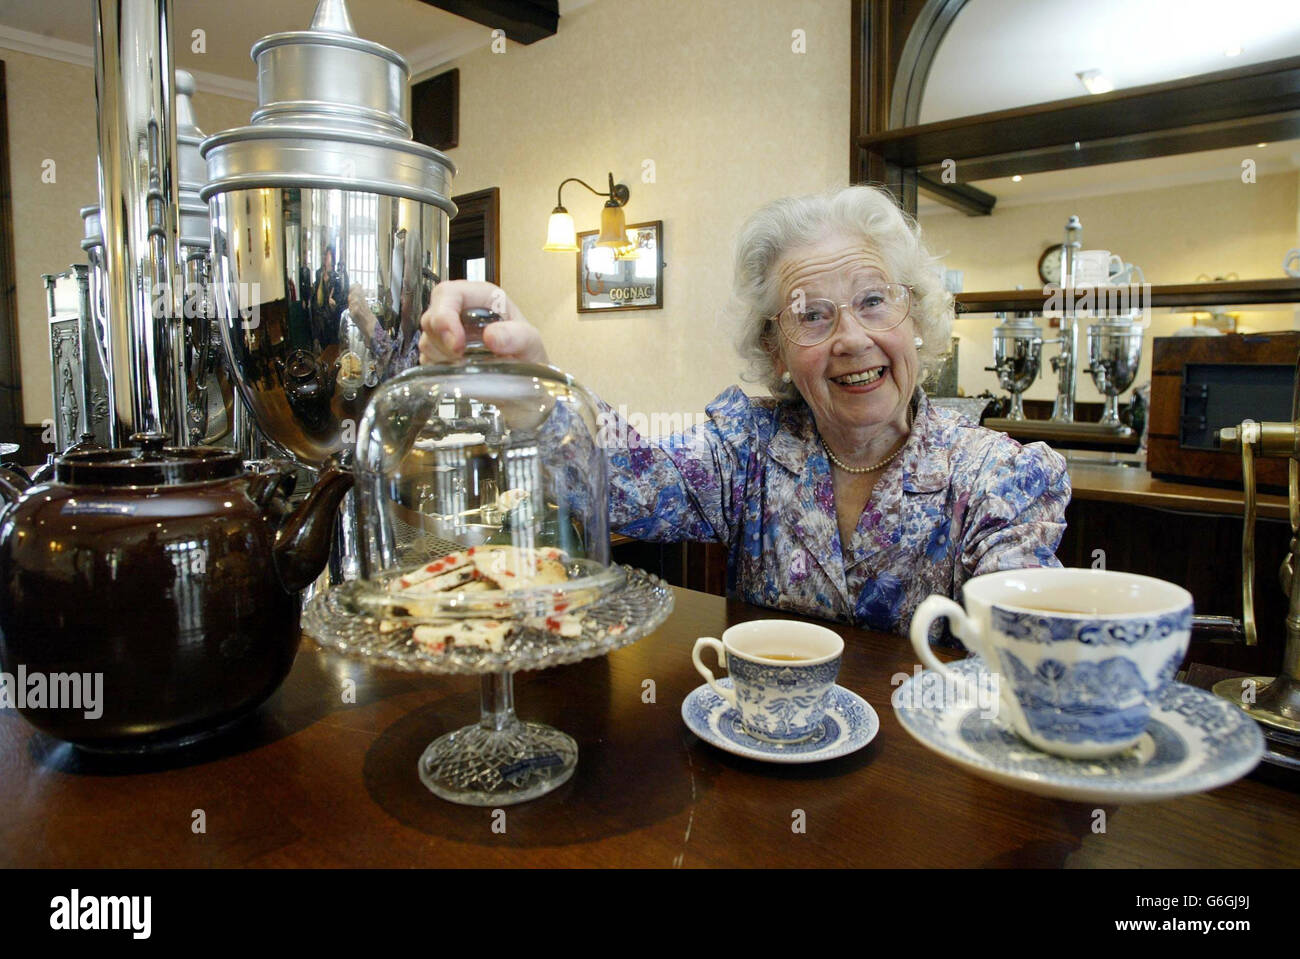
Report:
614,228,640,260
544,208,579,252
596,201,628,248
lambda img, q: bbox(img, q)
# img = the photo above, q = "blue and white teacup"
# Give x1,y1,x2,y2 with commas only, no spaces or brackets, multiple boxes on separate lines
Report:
692,620,844,743
910,569,1193,759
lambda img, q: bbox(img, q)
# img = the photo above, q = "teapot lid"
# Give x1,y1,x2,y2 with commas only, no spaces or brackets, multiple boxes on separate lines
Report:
55,433,244,486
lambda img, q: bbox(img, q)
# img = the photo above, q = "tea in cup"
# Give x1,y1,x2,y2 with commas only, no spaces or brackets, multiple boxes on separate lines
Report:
909,568,1192,759
692,620,843,743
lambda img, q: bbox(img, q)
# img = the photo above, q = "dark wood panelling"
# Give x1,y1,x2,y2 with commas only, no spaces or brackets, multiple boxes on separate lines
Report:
0,62,25,444
411,69,458,152
449,187,500,286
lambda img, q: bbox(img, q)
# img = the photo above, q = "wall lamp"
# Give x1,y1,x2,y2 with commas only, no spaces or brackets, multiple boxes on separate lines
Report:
543,173,631,252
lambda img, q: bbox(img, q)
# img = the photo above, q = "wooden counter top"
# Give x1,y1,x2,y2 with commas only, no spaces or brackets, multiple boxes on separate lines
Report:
1065,461,1290,521
0,587,1293,868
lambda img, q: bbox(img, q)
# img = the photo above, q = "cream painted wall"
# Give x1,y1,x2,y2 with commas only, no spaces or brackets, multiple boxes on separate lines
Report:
919,171,1300,404
3,48,252,424
441,0,850,421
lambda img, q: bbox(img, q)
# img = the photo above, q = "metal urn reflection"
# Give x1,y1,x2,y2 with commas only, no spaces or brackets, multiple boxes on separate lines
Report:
208,189,446,465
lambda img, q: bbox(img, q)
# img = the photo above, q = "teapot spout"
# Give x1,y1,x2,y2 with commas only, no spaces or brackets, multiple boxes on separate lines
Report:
273,458,355,593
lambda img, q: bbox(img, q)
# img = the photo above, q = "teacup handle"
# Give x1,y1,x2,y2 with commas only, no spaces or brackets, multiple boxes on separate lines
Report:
910,596,981,682
692,638,737,709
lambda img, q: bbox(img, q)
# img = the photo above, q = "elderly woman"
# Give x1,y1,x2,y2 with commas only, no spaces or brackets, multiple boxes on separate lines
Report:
417,185,1070,635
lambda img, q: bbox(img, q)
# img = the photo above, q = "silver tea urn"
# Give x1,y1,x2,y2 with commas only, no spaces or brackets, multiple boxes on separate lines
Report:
988,315,1043,421
1085,316,1144,429
200,0,457,579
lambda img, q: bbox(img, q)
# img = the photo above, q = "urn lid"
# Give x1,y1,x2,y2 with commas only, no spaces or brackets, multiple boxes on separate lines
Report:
56,433,244,486
200,0,455,213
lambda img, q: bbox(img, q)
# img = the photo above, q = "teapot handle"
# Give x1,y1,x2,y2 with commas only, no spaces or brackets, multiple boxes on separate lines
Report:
0,471,25,505
245,459,298,508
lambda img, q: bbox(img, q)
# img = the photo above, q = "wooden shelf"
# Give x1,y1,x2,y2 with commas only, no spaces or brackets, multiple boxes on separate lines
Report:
859,55,1300,182
1066,461,1290,521
955,279,1300,315
984,418,1140,453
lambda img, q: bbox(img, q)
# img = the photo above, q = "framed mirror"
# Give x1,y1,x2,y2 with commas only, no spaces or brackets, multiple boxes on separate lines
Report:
576,220,663,313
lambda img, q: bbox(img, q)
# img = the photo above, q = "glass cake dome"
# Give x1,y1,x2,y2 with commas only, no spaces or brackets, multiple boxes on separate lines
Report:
302,309,675,806
347,309,622,625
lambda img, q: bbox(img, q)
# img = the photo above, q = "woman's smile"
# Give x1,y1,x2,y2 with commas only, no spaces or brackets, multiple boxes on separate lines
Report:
830,366,889,390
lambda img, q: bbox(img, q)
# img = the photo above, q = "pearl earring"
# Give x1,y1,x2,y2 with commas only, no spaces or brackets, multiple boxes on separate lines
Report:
914,336,924,348
781,371,792,384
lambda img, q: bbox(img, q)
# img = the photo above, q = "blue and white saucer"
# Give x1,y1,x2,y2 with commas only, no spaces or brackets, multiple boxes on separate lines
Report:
682,678,879,763
893,658,1265,803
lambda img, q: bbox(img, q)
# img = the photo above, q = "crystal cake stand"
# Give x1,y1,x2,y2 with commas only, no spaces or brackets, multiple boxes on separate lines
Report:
303,566,674,805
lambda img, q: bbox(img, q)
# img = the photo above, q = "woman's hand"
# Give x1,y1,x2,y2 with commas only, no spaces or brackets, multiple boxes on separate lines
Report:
346,284,378,339
419,280,549,365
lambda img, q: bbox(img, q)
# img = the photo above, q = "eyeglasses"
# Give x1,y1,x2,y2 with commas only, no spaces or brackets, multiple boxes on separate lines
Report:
773,283,913,346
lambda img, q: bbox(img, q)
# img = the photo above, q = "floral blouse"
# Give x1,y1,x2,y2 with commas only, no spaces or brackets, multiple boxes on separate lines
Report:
603,386,1071,637
369,324,420,379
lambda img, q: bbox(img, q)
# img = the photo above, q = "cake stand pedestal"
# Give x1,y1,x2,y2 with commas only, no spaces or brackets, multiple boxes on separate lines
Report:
304,566,674,806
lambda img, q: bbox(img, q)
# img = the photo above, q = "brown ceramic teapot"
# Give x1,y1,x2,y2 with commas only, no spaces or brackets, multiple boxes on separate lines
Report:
0,434,353,752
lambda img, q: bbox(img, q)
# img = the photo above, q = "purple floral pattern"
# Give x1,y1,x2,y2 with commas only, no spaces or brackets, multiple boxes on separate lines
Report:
370,324,420,379
606,386,1071,638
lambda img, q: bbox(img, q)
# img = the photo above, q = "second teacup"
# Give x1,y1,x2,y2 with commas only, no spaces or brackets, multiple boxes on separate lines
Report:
909,568,1192,759
692,620,843,743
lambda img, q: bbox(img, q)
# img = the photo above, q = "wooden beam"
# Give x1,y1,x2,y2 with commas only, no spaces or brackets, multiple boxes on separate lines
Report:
859,55,1300,168
917,110,1300,183
417,0,558,44
916,173,995,215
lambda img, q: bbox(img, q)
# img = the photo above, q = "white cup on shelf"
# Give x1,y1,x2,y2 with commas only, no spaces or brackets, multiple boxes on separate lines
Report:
1072,250,1123,286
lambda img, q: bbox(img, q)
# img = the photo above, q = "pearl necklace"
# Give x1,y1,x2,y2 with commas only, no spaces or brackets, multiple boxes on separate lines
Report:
822,437,906,474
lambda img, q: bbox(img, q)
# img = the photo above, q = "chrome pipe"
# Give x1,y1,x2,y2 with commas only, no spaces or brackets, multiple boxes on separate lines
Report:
92,0,187,444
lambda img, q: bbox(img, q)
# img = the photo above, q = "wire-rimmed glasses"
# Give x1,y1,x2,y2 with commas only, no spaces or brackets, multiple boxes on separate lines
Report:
774,283,913,346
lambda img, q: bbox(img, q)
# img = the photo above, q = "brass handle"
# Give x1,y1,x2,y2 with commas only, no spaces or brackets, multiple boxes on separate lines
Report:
1219,420,1261,647
1241,421,1259,647
1216,355,1300,650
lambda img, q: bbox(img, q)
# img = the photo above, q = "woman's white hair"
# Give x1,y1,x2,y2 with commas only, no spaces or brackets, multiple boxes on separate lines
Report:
731,185,954,403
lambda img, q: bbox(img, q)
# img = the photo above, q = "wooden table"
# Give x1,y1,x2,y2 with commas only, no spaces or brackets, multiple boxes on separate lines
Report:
1,588,1296,868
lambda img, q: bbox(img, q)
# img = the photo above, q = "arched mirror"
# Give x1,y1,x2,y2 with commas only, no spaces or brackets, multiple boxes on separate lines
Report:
896,0,1300,406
